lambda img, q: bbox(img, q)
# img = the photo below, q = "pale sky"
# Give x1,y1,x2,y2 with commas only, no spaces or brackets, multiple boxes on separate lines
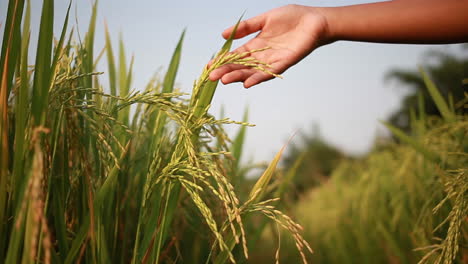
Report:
1,0,461,163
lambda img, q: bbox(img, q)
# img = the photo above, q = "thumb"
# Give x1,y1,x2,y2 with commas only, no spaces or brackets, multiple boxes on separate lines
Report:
222,14,266,39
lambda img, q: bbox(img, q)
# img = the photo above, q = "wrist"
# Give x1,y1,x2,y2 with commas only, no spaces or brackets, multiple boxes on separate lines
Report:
313,6,339,45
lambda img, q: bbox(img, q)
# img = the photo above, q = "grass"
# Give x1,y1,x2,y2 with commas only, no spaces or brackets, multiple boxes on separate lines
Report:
1,0,312,263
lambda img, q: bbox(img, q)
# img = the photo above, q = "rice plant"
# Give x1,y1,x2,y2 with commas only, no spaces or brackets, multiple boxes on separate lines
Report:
0,0,312,263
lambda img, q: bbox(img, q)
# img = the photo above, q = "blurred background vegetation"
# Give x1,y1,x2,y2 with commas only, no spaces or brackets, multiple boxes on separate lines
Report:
386,46,468,132
250,46,468,263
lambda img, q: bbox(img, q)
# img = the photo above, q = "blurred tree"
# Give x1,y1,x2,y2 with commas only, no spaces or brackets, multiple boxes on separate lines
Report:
282,125,344,200
386,45,468,132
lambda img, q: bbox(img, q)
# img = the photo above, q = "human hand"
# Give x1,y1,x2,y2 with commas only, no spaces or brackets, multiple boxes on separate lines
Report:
209,5,330,88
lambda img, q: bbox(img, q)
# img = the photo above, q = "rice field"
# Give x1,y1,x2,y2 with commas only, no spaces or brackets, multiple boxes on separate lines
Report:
250,75,468,263
1,1,467,264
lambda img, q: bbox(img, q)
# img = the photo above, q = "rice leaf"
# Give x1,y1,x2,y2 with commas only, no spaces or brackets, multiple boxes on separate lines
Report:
231,107,248,187
50,1,71,83
383,122,440,163
248,144,286,203
231,107,248,170
30,0,53,126
83,0,98,90
104,22,117,96
419,67,456,123
11,0,30,206
191,16,243,120
163,29,185,93
0,0,25,95
118,33,128,97
0,0,26,258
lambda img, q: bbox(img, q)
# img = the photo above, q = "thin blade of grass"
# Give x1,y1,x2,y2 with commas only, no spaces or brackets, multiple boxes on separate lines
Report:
192,16,243,120
231,107,248,187
83,0,98,91
151,30,185,139
118,33,128,97
419,67,456,122
0,0,25,95
163,29,185,93
0,0,26,258
104,22,117,96
232,108,248,166
248,144,286,203
30,0,54,126
50,0,72,84
11,0,30,208
383,122,440,163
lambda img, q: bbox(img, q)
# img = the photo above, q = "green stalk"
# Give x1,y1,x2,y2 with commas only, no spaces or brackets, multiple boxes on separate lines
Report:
0,0,25,260
153,182,173,263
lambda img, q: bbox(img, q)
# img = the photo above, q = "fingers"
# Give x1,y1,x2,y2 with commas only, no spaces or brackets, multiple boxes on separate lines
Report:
221,70,276,88
244,71,276,88
209,66,279,88
206,44,253,72
222,14,266,39
209,64,247,81
222,69,255,84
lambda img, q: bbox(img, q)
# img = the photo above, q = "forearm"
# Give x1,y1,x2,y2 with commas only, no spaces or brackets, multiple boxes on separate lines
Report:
317,0,468,44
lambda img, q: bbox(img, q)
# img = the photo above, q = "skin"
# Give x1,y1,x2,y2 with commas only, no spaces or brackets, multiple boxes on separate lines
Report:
209,0,468,88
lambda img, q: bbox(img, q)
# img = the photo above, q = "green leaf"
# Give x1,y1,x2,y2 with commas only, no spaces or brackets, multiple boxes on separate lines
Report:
30,0,54,126
249,144,286,203
150,30,185,136
11,0,30,209
104,22,117,96
118,33,128,97
419,67,456,123
231,107,248,187
192,16,243,120
50,1,72,84
163,29,185,93
231,107,248,168
1,1,26,232
135,185,163,262
383,121,440,163
0,0,25,95
83,0,98,90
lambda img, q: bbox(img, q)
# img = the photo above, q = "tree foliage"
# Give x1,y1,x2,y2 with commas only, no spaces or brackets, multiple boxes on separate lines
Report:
386,46,468,132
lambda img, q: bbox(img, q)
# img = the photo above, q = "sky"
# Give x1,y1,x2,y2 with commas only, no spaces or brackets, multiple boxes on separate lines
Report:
1,0,462,164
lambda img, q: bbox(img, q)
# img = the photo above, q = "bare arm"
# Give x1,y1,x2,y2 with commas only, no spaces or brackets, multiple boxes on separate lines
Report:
322,0,468,44
209,0,468,88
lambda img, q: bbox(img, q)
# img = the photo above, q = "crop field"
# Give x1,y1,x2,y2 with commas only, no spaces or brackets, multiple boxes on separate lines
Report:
252,80,468,263
1,0,466,264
